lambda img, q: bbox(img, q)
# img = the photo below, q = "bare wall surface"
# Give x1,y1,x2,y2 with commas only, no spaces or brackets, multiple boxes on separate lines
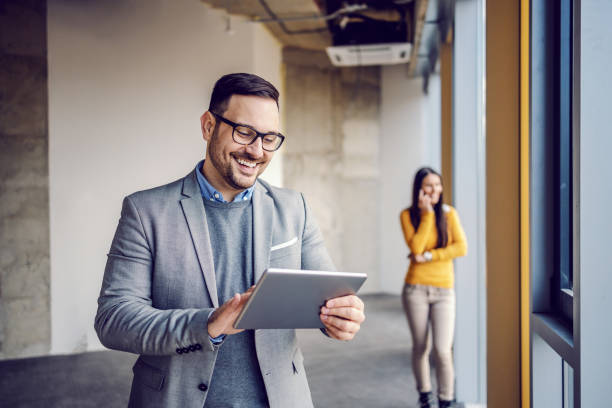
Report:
47,0,283,354
282,48,381,293
0,0,51,359
379,65,441,294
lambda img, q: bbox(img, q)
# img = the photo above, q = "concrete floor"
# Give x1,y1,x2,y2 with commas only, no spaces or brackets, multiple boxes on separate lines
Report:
0,294,441,408
298,294,418,407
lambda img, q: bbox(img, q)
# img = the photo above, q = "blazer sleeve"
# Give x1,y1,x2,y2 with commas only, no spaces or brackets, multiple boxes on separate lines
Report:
400,209,435,255
94,196,216,356
297,194,337,339
430,208,468,261
299,193,336,272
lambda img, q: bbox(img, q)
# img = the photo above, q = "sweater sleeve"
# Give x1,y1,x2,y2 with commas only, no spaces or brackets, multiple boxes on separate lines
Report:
430,208,467,261
400,209,435,255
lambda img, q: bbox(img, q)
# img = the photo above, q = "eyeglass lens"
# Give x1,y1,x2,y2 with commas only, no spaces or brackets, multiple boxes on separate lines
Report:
233,126,282,151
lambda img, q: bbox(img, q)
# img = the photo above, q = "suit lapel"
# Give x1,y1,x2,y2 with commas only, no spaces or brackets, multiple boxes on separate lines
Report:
180,171,219,308
252,182,274,283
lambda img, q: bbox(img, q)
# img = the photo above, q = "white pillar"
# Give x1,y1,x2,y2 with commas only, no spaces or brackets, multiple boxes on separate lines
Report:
452,0,487,404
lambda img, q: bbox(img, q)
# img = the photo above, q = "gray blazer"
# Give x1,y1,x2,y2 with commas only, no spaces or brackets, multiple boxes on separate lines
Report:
94,170,335,408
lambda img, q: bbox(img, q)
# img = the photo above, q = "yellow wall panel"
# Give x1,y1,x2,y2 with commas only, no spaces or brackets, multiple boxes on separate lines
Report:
486,0,521,406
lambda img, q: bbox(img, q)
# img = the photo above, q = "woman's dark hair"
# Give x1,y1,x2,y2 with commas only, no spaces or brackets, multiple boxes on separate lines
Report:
208,73,279,115
408,167,448,248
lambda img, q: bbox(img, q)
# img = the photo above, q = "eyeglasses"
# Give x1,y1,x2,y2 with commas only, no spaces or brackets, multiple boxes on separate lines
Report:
211,112,285,152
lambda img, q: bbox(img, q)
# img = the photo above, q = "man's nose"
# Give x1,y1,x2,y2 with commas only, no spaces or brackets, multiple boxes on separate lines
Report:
245,136,264,158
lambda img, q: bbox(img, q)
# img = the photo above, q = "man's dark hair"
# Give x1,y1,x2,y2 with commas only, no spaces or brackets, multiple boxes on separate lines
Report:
208,73,279,115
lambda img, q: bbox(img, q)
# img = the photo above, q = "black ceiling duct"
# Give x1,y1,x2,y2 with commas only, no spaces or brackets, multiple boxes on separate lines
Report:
325,0,413,46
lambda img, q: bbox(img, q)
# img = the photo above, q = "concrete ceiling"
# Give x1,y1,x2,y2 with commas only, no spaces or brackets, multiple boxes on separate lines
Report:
200,0,452,78
201,0,331,50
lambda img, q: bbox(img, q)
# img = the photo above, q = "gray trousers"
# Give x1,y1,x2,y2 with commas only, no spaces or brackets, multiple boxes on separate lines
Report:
402,283,455,401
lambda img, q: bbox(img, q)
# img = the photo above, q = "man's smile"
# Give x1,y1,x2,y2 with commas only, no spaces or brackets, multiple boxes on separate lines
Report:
235,156,257,168
232,153,262,177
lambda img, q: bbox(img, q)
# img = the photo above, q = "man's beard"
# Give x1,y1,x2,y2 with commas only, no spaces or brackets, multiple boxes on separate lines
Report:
208,124,258,190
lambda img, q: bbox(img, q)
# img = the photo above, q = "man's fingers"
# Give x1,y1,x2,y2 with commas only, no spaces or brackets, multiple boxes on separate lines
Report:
320,314,361,334
218,293,240,310
209,285,258,337
322,325,342,340
325,295,364,311
322,322,356,341
223,294,242,314
208,292,250,337
320,295,365,341
321,306,365,323
210,294,237,323
226,293,253,320
223,290,252,310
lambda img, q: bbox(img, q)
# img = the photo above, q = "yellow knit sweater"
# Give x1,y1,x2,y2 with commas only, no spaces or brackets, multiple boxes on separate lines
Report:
400,205,467,289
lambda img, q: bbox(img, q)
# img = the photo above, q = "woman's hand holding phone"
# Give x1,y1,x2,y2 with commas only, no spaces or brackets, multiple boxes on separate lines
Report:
418,189,434,213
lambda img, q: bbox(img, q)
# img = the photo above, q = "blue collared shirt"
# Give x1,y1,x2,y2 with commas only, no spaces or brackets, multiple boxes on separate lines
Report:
195,160,254,203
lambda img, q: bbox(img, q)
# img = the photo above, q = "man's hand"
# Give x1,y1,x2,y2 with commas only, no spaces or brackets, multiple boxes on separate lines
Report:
320,295,365,341
207,286,255,338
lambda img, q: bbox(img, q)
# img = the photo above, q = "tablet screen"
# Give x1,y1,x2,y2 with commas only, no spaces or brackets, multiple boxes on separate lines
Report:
234,268,367,329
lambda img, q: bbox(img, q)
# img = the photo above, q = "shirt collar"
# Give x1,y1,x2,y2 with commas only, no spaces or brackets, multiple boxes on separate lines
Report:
195,160,254,203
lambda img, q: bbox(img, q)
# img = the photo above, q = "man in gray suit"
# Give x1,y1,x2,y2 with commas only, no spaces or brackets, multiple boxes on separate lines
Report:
95,73,365,408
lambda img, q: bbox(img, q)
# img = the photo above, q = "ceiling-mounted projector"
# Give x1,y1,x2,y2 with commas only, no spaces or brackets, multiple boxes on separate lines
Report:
324,1,413,66
326,42,412,66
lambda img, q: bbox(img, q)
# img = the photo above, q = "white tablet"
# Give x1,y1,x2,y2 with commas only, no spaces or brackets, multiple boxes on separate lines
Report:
234,268,367,330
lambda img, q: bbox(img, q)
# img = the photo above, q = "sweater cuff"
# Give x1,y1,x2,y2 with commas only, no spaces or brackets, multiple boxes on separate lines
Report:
420,211,435,230
422,210,435,219
430,249,440,261
205,309,226,350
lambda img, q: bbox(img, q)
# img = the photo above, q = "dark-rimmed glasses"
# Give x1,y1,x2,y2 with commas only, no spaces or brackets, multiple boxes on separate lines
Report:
211,112,285,152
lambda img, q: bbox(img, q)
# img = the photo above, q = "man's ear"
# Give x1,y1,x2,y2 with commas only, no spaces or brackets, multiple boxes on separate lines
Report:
201,111,215,142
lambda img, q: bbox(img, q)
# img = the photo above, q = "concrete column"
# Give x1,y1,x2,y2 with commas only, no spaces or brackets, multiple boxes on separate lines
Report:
0,0,51,359
282,48,380,293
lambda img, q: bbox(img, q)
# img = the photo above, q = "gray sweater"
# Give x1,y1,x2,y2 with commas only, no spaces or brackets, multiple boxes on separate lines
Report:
203,198,268,407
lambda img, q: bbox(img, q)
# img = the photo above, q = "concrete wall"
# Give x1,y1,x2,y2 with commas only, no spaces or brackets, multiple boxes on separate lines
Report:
282,48,381,293
46,0,282,354
379,65,441,294
253,26,284,188
0,0,51,359
282,50,441,295
2,0,442,358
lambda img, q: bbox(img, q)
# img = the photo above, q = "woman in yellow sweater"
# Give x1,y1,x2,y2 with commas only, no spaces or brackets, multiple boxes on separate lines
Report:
400,167,467,408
